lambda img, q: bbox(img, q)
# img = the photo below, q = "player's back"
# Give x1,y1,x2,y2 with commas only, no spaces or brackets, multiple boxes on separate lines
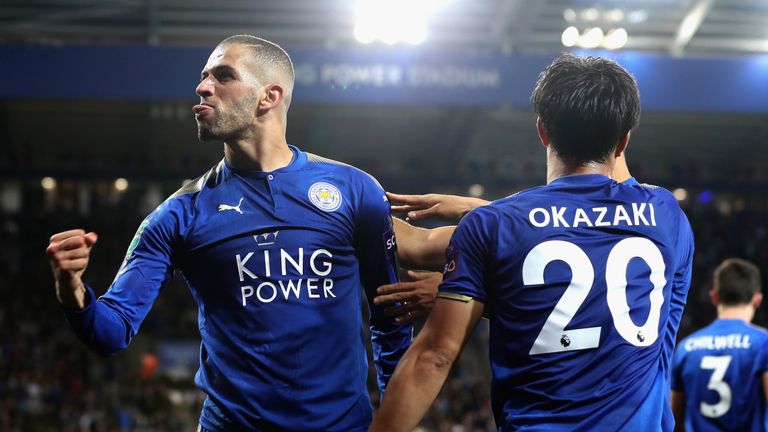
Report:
673,319,768,431
442,174,694,431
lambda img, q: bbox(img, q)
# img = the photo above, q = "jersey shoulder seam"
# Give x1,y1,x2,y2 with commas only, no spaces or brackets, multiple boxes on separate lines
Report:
306,152,383,189
167,159,224,201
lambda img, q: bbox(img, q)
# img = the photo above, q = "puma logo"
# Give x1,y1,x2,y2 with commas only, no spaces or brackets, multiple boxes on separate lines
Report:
218,197,244,214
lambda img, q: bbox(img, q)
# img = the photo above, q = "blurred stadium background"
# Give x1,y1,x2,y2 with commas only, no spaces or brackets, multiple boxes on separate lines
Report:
1,0,768,430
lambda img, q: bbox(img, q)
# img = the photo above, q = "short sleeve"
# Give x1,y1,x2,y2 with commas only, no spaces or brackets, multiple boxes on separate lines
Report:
437,207,498,304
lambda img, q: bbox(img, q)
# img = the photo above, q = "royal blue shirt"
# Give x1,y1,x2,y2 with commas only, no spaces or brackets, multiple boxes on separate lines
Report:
63,146,412,431
439,174,694,431
672,319,768,431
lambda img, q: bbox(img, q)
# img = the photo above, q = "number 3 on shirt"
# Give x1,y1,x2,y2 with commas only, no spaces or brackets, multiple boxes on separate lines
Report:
699,355,732,418
524,238,667,355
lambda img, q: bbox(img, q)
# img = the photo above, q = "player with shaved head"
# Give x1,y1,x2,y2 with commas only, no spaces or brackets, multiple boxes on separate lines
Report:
47,35,411,431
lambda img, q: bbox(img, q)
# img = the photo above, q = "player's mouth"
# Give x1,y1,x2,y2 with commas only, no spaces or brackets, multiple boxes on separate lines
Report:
193,103,215,119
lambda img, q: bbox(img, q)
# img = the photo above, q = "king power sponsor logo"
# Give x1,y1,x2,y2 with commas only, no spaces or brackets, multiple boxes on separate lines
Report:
235,235,336,306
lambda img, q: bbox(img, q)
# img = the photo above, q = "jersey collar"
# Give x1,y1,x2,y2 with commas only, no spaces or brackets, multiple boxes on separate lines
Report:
221,145,308,178
548,173,615,187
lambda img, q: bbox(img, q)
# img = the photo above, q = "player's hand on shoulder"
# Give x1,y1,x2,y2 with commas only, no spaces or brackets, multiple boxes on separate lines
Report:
374,270,442,324
46,229,98,307
387,191,488,223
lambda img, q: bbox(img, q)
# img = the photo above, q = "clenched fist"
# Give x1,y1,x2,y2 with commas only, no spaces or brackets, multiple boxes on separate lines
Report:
46,229,98,309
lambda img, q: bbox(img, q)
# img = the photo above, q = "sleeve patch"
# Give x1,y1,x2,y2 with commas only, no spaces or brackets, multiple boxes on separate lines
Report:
436,292,474,303
443,245,461,277
125,218,151,260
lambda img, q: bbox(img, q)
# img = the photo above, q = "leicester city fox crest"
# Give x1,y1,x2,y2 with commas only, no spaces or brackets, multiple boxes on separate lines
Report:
308,182,342,212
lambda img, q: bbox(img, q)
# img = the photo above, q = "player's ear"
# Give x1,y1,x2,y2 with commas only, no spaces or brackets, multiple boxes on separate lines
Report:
536,118,550,148
752,293,763,310
258,83,285,113
614,131,631,158
709,289,720,307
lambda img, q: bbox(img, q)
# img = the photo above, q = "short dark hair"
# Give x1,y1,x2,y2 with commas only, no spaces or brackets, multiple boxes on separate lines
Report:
219,35,295,104
713,258,762,306
531,54,640,166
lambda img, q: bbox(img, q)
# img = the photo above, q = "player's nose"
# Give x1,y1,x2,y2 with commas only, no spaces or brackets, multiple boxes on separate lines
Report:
196,78,214,98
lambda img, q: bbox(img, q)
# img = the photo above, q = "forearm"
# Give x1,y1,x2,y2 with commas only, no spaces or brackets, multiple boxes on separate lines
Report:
55,276,89,309
394,218,454,271
454,197,489,218
371,297,483,431
370,343,455,431
387,192,488,222
414,226,455,270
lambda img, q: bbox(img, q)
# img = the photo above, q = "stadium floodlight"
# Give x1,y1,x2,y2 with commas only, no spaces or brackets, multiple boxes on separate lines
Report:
563,8,577,22
41,177,56,190
402,20,428,45
468,184,485,198
579,27,604,48
627,9,648,23
353,0,452,45
353,21,377,44
606,8,624,22
114,178,129,192
581,8,600,21
379,25,402,45
673,188,688,201
562,26,580,47
603,28,628,49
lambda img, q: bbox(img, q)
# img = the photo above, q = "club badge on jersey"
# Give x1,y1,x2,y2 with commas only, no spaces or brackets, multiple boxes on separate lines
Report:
308,182,342,212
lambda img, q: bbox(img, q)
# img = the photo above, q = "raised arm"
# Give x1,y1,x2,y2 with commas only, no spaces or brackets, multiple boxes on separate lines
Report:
46,204,179,356
392,218,454,271
387,191,488,223
391,154,629,232
387,193,489,323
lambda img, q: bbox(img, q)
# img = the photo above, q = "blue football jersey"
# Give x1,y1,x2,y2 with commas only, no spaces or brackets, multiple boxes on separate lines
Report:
62,146,412,431
439,174,694,431
672,319,768,431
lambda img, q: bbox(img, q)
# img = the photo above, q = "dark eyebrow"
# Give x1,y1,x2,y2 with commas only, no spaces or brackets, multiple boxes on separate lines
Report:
200,65,238,80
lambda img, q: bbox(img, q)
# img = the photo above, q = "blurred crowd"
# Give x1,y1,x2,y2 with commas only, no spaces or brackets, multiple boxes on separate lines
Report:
1,178,767,431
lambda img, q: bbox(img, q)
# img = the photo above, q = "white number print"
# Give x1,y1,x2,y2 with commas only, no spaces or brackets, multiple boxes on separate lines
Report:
524,238,667,355
525,241,600,355
699,355,732,418
606,238,667,346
